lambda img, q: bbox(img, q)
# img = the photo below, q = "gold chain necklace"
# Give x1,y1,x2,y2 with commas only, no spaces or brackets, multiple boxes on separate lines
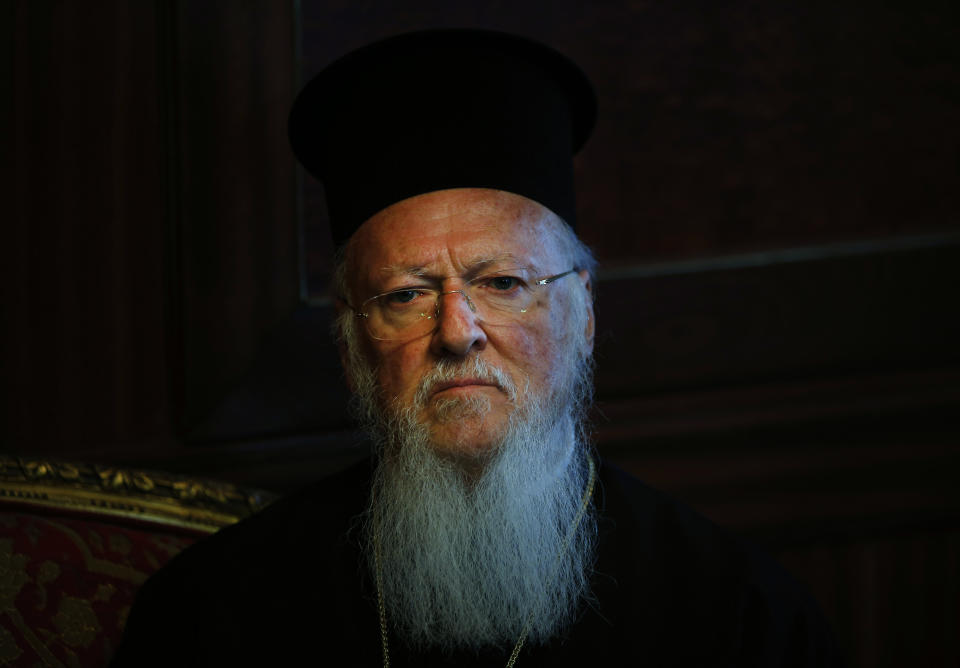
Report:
373,457,597,668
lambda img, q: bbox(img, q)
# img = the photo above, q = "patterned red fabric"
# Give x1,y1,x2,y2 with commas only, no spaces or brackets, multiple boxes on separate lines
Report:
0,511,203,667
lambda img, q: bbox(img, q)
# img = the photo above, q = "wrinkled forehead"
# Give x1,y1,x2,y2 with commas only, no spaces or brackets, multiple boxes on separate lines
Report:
344,189,568,296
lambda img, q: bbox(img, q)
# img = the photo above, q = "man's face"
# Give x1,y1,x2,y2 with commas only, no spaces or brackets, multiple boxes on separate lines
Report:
341,188,593,463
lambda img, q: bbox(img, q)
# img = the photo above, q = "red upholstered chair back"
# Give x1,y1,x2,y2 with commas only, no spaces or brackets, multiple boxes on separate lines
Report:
0,456,277,667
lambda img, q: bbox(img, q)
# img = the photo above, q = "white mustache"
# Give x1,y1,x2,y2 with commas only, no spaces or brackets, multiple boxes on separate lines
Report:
413,357,518,408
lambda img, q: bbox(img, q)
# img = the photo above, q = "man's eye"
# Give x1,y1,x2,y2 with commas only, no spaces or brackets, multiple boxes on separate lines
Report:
486,276,521,291
383,289,424,305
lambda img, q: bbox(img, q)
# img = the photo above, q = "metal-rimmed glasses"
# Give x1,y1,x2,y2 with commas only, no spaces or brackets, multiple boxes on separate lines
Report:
349,268,578,341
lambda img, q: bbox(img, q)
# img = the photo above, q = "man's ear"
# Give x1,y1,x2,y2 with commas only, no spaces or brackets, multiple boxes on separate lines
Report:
334,298,356,393
577,269,595,354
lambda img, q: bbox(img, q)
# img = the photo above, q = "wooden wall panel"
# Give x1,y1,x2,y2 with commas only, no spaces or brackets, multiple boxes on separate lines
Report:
776,527,960,668
6,1,170,452
170,1,299,435
4,0,300,453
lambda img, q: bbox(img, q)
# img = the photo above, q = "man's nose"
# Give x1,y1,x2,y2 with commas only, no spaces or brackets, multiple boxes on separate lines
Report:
430,290,487,356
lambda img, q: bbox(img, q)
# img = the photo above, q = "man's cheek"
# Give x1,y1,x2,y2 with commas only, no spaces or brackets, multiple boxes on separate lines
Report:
520,344,561,388
378,357,420,404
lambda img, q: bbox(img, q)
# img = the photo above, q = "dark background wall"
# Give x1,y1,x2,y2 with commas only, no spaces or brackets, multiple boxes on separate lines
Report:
5,1,959,665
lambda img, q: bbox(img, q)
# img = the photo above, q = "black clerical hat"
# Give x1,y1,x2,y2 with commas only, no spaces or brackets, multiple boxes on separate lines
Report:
288,29,597,246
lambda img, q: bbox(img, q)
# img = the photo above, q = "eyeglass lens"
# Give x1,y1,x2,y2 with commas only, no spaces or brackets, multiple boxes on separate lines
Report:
360,269,576,341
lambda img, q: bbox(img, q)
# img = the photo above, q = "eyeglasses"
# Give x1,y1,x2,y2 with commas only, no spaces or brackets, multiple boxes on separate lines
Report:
350,268,578,341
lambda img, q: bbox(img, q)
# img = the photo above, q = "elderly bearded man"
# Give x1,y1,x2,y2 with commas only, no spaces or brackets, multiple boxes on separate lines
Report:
112,31,841,667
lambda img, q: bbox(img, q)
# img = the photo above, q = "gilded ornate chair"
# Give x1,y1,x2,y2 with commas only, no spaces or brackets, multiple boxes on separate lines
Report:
0,456,277,667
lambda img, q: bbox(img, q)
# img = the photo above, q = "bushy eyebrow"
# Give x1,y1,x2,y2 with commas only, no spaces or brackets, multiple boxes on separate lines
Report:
377,264,430,279
377,253,540,282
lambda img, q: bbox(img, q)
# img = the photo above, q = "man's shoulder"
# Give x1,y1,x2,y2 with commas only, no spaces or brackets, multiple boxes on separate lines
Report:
166,457,372,571
596,457,803,594
596,457,748,563
227,456,373,538
110,459,377,666
593,458,841,665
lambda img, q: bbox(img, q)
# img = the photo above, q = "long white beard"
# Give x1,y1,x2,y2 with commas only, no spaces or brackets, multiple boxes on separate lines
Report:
344,327,598,653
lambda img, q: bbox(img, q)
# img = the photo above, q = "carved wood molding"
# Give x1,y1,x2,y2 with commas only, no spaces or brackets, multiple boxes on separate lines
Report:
0,456,278,533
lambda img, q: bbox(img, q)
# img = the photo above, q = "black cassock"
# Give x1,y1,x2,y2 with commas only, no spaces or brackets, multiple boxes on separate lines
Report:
111,458,842,667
